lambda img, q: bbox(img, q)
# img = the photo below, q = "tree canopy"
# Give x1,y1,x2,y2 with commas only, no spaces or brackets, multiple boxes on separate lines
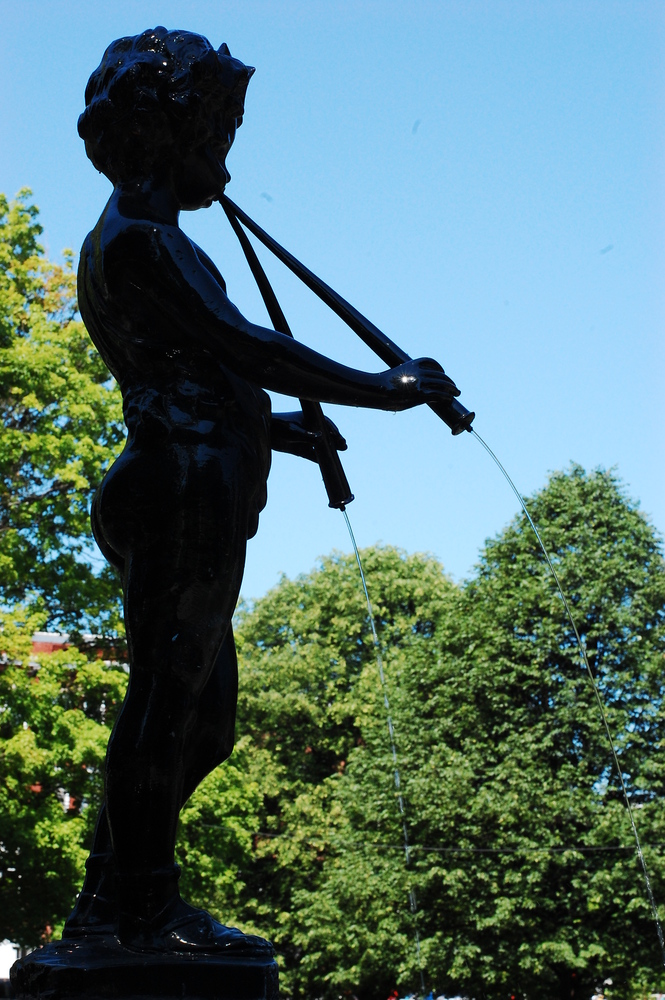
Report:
1,194,664,1000
0,606,127,945
0,190,124,637
274,469,665,1000
223,472,665,1000
3,470,663,999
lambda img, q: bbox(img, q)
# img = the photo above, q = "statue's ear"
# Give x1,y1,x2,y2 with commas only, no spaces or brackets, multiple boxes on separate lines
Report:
218,42,231,56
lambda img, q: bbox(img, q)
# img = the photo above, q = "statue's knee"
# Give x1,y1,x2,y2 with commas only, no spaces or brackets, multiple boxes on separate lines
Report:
155,626,220,694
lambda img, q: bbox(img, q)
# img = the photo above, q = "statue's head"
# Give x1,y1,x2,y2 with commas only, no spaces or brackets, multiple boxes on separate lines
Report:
78,27,254,187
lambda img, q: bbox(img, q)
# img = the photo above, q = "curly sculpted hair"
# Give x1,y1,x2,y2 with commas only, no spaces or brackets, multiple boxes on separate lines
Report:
78,27,254,184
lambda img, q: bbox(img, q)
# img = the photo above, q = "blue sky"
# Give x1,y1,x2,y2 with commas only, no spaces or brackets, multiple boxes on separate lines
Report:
1,1,663,600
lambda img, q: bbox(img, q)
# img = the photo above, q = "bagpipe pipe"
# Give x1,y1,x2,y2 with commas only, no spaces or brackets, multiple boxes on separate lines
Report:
221,203,665,958
221,195,475,510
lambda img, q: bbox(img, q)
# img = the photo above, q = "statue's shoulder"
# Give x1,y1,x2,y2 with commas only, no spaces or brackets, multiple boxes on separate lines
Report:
190,239,226,292
96,209,181,254
83,210,195,287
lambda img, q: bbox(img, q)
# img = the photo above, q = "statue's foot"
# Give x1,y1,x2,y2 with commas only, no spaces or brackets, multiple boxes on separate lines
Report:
62,889,116,938
63,852,118,938
119,896,273,956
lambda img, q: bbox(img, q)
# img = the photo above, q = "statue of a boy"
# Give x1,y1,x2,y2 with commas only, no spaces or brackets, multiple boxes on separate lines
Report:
66,26,459,954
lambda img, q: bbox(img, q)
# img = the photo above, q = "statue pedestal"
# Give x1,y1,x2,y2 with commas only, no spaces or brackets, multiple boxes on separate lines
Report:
10,936,278,1000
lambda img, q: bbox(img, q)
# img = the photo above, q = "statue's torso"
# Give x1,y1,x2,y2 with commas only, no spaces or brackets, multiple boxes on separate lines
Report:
78,210,271,456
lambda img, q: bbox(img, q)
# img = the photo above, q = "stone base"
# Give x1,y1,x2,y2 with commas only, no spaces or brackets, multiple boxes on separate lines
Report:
10,936,278,1000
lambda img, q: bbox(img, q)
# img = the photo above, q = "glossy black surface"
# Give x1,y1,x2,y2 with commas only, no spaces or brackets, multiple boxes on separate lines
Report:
11,936,278,1000
16,25,462,975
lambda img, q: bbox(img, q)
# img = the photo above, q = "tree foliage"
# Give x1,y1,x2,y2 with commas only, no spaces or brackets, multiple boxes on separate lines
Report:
0,607,127,945
1,196,664,1000
215,472,664,1000
282,469,665,1000
0,190,124,635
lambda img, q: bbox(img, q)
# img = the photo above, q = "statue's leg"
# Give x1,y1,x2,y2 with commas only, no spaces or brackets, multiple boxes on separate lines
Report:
103,460,270,948
109,555,271,950
63,487,124,937
66,442,270,951
64,630,238,938
181,627,239,804
107,522,246,874
62,805,116,936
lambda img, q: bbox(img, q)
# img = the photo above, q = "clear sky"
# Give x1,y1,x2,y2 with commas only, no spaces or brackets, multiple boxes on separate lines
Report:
1,1,663,601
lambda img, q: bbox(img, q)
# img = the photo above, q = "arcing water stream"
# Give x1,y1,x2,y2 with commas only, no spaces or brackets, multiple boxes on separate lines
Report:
340,427,665,992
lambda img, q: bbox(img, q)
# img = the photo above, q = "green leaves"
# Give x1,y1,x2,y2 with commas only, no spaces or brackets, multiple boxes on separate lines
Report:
222,472,664,1000
0,191,124,636
0,607,128,946
2,461,663,994
1,193,663,997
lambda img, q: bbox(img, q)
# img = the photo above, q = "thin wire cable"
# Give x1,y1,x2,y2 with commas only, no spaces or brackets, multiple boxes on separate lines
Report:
247,832,661,853
470,427,665,964
342,507,426,994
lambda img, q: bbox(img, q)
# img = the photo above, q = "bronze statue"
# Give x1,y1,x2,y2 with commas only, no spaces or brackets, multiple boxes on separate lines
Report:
45,26,461,959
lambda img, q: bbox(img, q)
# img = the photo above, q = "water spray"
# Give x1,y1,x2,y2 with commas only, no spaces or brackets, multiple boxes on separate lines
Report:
469,427,665,966
222,196,665,979
342,508,426,994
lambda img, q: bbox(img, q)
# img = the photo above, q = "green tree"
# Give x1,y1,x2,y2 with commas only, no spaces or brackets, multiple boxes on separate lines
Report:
1,204,662,999
0,190,124,636
290,469,665,1000
229,548,459,997
2,465,663,998
0,607,127,945
0,612,273,950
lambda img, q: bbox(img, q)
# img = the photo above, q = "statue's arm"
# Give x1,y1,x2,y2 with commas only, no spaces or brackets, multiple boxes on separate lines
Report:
131,226,459,411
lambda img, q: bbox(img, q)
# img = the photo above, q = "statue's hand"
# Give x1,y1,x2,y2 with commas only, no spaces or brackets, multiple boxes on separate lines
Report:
385,358,460,410
271,410,347,462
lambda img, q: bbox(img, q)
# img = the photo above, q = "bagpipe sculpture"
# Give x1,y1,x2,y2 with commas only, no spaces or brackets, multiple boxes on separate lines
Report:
13,23,660,1000
11,24,472,1000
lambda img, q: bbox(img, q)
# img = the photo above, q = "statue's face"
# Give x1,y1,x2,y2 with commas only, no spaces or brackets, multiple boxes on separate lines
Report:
173,112,238,211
